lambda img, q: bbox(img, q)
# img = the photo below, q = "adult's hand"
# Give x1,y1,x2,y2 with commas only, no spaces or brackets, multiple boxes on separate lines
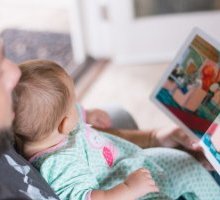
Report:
155,126,201,151
155,126,213,170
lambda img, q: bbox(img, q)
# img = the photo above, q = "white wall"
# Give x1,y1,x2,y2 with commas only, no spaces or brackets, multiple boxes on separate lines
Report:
82,0,220,65
0,0,71,32
0,0,72,8
111,11,220,64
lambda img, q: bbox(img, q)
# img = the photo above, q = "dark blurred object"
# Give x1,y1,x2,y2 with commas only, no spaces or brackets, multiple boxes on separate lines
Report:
0,28,75,74
134,0,220,18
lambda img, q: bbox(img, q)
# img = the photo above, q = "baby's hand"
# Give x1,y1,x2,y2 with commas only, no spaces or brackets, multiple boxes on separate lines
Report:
124,168,159,199
86,109,112,129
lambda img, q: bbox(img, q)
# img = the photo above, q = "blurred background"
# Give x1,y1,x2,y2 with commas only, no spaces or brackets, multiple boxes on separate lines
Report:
1,0,220,129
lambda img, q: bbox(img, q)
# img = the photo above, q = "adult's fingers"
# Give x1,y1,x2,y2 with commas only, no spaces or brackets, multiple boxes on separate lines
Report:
191,142,204,151
172,129,200,151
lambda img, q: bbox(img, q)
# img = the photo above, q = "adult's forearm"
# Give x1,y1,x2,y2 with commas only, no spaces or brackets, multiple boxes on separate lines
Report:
97,128,160,148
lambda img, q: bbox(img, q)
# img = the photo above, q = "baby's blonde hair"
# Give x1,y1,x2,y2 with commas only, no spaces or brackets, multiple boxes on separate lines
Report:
13,59,75,142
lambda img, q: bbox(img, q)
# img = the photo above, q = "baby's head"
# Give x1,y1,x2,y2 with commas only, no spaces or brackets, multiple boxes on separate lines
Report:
13,60,78,144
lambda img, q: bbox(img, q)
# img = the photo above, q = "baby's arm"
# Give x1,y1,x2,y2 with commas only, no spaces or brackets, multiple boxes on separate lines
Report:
86,108,112,129
77,104,112,129
90,168,159,200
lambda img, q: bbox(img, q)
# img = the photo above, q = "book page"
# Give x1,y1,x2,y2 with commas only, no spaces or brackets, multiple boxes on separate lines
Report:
151,27,220,174
151,28,220,139
201,114,220,174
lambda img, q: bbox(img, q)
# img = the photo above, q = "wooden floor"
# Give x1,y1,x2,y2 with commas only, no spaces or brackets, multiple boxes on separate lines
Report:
79,62,175,130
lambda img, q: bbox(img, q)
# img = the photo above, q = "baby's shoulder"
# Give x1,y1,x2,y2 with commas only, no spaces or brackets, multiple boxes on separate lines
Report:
32,145,86,172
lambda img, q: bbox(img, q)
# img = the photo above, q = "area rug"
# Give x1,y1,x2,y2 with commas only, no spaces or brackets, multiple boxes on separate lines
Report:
1,28,75,74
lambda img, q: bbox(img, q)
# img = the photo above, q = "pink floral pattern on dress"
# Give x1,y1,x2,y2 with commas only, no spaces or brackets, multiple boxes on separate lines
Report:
103,146,114,167
85,124,118,167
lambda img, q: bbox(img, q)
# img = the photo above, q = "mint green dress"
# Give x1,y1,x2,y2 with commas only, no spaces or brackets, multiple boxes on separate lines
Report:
31,105,220,200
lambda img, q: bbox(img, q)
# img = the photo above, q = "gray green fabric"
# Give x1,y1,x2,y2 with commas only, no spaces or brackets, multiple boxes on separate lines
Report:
0,147,59,200
102,105,139,130
31,105,220,200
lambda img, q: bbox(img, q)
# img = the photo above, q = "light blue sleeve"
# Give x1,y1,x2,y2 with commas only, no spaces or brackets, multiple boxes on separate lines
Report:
38,152,99,200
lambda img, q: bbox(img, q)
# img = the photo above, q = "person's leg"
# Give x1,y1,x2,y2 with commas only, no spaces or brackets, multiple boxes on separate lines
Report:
102,105,138,130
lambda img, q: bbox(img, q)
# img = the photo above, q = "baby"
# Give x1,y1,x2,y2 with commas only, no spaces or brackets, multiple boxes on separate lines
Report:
13,60,220,200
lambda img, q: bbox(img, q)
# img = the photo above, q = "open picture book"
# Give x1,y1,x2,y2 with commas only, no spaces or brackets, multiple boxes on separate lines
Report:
151,27,220,175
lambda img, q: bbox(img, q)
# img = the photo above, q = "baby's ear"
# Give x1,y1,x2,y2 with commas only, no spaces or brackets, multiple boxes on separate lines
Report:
58,116,69,135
